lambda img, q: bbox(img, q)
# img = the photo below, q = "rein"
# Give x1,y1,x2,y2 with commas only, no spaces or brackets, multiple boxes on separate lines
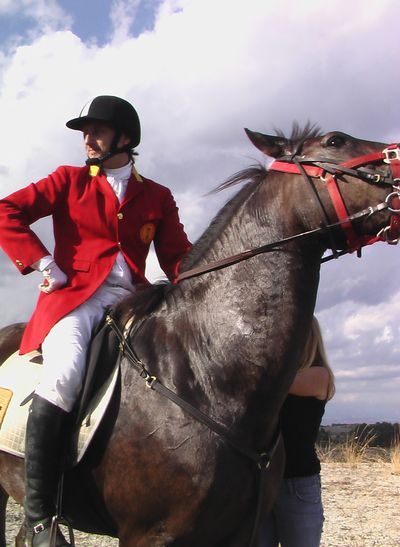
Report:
176,201,389,282
176,145,400,283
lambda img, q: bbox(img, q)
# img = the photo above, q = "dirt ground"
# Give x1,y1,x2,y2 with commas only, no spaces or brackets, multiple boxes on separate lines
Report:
320,462,400,547
5,462,400,546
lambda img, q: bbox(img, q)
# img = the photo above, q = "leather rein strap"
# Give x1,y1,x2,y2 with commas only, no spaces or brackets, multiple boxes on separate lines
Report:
176,145,400,283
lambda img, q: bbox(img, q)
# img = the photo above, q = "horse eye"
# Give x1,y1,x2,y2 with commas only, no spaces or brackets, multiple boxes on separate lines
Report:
326,135,345,147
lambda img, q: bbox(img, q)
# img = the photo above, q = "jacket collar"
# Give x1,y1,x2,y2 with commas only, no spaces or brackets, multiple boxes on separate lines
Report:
89,164,144,205
89,164,142,181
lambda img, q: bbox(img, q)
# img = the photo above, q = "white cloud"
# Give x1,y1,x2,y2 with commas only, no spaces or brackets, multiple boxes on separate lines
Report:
1,0,400,423
0,0,71,43
343,293,400,342
110,0,141,44
374,325,394,344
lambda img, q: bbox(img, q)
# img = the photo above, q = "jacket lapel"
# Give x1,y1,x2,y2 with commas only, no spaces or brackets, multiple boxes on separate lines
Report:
89,165,120,206
89,164,144,207
120,166,144,206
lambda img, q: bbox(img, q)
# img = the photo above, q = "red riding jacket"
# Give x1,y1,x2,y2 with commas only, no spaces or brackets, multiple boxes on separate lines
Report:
0,165,191,354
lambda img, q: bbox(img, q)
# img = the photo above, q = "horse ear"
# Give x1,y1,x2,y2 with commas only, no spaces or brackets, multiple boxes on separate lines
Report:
244,128,288,158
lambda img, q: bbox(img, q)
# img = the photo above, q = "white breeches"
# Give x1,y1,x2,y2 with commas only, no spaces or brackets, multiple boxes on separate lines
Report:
35,283,131,412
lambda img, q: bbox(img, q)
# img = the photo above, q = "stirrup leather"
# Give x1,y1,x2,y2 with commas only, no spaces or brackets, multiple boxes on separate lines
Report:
49,515,75,547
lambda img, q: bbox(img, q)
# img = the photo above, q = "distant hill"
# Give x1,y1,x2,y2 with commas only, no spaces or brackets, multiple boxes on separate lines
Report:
319,422,400,447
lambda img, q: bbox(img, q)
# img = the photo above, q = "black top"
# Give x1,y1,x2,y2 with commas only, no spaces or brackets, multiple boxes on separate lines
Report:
281,394,326,478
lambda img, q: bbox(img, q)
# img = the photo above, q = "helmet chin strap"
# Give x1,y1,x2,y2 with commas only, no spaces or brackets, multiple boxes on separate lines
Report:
85,130,131,166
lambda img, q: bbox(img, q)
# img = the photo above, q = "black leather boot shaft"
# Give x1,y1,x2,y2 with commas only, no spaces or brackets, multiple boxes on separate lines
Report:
24,395,71,546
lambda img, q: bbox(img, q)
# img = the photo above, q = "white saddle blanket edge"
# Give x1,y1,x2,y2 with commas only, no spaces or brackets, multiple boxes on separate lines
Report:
0,350,118,465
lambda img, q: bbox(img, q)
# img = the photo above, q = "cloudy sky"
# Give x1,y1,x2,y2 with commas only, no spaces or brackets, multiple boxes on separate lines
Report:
0,0,399,425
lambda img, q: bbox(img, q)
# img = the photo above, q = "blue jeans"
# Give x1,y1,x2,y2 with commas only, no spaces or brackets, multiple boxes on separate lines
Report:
258,474,324,547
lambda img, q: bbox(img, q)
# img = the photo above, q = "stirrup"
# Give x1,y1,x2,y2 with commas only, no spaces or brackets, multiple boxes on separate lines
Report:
49,515,75,547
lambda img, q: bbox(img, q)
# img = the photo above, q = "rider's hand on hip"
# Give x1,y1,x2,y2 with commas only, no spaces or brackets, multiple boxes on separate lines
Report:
39,261,68,294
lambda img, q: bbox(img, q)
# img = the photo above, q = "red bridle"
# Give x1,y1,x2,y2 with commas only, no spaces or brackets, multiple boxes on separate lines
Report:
176,145,400,283
268,145,400,253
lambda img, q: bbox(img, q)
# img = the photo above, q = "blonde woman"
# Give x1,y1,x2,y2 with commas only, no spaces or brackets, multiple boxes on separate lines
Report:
259,316,335,547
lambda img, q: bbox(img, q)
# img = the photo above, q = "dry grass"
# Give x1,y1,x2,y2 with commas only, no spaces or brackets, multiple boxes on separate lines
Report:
317,426,393,468
390,432,400,475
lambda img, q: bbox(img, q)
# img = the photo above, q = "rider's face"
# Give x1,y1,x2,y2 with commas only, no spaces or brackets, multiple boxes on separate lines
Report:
82,122,130,167
82,122,116,160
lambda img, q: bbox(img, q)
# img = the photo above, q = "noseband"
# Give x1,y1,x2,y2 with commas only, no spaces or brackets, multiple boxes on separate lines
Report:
269,144,400,255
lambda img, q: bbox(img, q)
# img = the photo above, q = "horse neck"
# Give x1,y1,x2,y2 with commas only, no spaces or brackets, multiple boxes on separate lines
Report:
184,236,321,425
183,175,324,309
134,177,324,441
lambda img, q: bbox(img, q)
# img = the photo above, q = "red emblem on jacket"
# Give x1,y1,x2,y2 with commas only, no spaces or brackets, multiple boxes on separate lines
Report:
140,222,156,244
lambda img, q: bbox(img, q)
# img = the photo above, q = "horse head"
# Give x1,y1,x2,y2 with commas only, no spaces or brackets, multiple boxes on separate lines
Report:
245,126,400,256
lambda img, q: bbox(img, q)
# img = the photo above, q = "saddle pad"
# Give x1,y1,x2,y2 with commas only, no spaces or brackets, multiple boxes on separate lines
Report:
0,350,118,464
0,388,13,427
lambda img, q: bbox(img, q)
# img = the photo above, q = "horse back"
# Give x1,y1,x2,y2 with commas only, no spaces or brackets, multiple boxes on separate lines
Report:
0,323,25,365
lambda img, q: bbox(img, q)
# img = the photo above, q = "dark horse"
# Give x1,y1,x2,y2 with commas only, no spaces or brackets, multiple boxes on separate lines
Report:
0,125,398,546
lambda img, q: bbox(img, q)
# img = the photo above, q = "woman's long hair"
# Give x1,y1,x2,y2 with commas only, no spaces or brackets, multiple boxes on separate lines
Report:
299,316,335,400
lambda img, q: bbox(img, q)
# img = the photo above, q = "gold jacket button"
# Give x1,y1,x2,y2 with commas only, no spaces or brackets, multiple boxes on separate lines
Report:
16,259,23,267
117,212,124,220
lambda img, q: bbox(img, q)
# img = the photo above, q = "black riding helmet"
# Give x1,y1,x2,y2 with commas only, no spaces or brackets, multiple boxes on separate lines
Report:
66,95,141,165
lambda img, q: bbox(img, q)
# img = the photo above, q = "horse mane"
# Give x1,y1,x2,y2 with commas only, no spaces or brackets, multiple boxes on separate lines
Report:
211,165,266,193
113,182,262,325
114,122,322,325
181,180,262,271
211,122,322,194
276,121,322,155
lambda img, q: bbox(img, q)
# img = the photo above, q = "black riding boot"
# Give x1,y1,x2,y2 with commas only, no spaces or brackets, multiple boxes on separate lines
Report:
24,394,71,547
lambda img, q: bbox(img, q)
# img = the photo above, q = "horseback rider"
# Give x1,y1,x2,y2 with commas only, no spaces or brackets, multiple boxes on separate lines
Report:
0,95,191,546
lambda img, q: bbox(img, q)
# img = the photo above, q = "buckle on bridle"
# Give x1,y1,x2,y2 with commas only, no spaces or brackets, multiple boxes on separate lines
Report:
33,522,46,534
257,452,271,470
140,368,157,388
385,191,400,213
383,146,400,163
145,374,157,389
